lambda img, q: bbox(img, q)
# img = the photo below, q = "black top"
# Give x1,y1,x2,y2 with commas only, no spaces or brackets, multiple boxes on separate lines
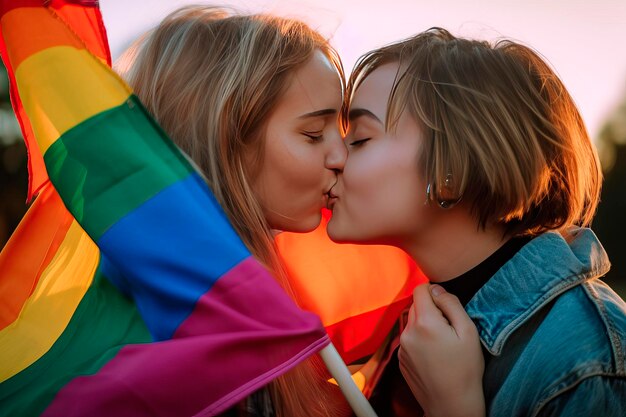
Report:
438,236,533,307
368,236,534,417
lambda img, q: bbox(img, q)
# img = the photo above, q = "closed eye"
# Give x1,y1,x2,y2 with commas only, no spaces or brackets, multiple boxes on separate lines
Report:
303,131,323,142
349,138,370,147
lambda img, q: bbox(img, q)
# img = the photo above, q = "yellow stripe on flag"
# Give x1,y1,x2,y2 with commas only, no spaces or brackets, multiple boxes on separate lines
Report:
0,221,99,382
15,46,130,155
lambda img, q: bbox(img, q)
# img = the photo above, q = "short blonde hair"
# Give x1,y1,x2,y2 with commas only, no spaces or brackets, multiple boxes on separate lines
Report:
347,28,601,236
117,6,347,417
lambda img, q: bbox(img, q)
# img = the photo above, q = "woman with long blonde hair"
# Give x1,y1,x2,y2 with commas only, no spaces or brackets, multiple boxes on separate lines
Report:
119,6,350,416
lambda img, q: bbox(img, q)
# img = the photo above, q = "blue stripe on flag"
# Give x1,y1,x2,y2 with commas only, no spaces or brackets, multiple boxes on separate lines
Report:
98,173,250,340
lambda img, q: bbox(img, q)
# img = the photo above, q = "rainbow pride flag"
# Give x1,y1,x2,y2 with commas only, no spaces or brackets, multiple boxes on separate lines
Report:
0,1,329,415
0,0,425,414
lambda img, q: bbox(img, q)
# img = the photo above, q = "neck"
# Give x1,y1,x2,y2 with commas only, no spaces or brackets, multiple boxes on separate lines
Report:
402,208,508,283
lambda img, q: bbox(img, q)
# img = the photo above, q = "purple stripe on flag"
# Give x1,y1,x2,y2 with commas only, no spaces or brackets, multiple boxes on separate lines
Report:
42,257,329,417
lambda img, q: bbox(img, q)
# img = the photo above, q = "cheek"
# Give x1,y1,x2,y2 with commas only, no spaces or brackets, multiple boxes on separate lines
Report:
273,143,324,193
341,144,424,239
265,137,324,192
254,133,328,231
361,169,420,221
348,141,418,203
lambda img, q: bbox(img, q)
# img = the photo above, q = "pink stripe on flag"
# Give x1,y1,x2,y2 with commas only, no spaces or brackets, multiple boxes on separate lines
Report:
43,257,329,417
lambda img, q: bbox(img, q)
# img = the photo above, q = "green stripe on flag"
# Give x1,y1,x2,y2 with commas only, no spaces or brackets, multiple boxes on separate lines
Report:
44,95,194,240
0,269,152,417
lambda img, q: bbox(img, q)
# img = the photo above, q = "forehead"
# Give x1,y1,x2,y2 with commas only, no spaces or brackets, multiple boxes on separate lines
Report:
276,50,342,114
351,62,400,120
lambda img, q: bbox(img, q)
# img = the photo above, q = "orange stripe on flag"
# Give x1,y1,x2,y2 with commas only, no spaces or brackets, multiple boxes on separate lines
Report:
53,1,110,63
0,184,73,330
0,8,86,71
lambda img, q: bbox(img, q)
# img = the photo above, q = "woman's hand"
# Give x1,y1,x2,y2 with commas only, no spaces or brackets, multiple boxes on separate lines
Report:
398,284,485,417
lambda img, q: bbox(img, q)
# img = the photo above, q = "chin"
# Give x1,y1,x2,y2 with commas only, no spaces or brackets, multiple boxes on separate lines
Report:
326,218,355,243
278,213,322,234
327,218,388,246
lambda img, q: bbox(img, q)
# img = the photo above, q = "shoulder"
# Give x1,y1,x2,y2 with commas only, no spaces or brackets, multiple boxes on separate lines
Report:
543,279,626,374
581,279,626,372
526,280,626,377
533,374,626,417
486,281,626,417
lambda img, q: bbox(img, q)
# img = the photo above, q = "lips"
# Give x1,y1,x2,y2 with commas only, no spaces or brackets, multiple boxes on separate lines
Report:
325,187,338,210
326,195,337,210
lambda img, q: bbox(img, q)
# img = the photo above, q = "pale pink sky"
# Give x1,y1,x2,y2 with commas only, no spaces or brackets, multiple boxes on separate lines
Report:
100,0,626,138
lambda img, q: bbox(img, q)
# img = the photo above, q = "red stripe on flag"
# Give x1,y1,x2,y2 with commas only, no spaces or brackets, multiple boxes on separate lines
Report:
326,296,412,365
0,0,102,20
0,0,47,18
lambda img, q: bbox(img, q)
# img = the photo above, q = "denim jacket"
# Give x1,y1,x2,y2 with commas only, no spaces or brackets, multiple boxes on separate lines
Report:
466,227,626,417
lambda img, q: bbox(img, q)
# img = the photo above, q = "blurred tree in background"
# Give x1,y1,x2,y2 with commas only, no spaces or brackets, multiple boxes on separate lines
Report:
0,61,28,247
594,91,626,296
0,61,623,297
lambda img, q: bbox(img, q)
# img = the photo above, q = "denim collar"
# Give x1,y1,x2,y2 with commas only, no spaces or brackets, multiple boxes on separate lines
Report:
465,227,610,356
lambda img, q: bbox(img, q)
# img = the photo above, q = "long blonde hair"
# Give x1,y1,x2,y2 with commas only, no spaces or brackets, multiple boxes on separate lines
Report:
118,6,347,417
347,28,601,236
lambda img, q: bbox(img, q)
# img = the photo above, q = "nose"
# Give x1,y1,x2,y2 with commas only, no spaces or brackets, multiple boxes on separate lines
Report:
325,133,347,173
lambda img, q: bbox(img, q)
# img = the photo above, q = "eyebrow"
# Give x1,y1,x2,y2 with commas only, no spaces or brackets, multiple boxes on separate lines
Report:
348,108,383,124
297,108,337,119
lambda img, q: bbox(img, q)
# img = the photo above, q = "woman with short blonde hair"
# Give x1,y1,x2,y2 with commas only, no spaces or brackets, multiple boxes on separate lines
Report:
342,28,600,236
329,28,625,417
